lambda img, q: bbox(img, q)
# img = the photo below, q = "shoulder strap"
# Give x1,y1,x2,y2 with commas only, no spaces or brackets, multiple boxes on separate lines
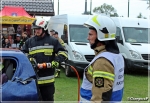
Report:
85,52,108,69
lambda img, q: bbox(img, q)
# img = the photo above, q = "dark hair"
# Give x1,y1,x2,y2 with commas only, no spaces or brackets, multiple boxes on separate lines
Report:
89,26,97,33
50,29,55,32
105,40,120,54
55,31,58,34
89,26,119,54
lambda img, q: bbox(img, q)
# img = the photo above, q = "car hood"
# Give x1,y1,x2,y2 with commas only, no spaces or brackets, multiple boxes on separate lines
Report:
126,43,149,54
71,42,95,55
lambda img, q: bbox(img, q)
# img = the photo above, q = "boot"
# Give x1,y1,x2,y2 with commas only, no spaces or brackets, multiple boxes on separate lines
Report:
55,69,60,78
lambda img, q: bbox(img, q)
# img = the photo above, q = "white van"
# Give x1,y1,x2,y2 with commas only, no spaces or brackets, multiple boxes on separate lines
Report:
111,17,150,73
47,14,94,76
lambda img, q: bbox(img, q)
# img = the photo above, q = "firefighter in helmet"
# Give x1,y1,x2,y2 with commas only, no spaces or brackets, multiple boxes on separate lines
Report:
22,18,68,101
80,15,124,102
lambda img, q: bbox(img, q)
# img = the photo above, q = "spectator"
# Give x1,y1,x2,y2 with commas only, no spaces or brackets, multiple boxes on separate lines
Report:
8,25,15,35
20,32,29,49
13,34,21,49
53,31,65,48
2,39,11,48
50,29,55,36
17,25,22,35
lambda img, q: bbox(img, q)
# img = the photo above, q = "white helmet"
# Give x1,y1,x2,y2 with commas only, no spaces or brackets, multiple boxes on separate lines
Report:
84,15,116,41
32,18,48,30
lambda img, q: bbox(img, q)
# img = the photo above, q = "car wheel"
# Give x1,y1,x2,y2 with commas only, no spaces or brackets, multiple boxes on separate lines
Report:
124,58,130,74
65,61,73,77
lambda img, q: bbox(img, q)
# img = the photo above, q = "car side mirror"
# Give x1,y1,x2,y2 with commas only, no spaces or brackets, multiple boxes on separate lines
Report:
64,39,68,44
116,36,120,42
116,36,123,45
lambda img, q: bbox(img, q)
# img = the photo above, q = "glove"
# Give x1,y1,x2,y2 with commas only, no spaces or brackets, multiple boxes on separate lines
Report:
51,61,59,68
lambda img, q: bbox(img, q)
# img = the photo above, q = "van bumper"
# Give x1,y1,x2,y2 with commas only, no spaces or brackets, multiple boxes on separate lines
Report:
126,59,149,71
68,60,89,72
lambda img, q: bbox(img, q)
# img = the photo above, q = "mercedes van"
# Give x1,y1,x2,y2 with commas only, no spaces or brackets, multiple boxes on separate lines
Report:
111,17,150,73
47,14,94,76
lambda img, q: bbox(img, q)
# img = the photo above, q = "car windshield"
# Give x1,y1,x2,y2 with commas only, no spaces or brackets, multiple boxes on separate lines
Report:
69,25,89,42
123,27,149,43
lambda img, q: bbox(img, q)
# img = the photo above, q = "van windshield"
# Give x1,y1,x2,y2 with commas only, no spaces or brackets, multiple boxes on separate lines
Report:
69,25,89,42
123,27,149,43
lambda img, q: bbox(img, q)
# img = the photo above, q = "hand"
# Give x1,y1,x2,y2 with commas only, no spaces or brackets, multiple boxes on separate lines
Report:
51,61,59,68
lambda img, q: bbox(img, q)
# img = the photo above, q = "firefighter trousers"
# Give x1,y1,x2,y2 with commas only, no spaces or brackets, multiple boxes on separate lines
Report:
39,84,55,102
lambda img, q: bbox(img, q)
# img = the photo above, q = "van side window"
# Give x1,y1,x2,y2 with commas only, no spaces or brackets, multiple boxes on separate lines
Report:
116,27,123,40
61,24,68,43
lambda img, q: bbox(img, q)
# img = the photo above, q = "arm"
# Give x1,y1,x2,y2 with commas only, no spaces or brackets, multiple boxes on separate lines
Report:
59,38,65,48
91,57,114,102
53,38,68,63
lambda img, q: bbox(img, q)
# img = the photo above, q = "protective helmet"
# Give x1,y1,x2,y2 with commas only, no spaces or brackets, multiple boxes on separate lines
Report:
84,15,116,41
32,18,48,30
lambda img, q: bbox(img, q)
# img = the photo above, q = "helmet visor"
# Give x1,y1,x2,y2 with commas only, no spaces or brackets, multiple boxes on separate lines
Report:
32,25,42,29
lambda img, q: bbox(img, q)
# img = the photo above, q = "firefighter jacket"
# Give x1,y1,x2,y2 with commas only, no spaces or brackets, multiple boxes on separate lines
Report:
22,33,68,85
80,45,124,103
58,37,65,48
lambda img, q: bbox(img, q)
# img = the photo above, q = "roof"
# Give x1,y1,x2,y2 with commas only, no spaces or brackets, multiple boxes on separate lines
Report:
0,6,36,24
0,0,55,16
111,17,150,28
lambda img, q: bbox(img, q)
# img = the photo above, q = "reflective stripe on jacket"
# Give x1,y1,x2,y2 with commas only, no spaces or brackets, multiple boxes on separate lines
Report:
22,34,68,85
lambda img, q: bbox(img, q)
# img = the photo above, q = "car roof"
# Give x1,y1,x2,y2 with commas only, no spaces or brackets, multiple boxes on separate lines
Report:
1,48,25,58
1,48,20,52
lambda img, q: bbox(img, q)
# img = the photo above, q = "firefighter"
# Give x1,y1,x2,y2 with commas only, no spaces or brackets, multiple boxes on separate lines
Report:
53,31,65,48
19,32,29,49
80,15,124,102
52,31,66,78
49,29,55,36
22,18,68,101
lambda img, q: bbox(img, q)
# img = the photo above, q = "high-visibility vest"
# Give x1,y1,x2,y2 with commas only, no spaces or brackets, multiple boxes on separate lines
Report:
80,52,124,102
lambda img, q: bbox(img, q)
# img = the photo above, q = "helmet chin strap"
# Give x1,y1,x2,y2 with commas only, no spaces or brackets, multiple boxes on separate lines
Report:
91,38,99,49
37,28,45,37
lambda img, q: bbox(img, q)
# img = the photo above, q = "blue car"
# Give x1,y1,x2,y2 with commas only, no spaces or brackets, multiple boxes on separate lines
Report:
0,48,40,101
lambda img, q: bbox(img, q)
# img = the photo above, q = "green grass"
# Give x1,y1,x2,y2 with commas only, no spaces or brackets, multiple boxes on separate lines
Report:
54,69,149,102
123,72,149,101
54,69,82,101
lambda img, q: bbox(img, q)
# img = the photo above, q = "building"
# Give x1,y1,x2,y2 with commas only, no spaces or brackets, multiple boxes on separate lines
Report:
0,0,55,16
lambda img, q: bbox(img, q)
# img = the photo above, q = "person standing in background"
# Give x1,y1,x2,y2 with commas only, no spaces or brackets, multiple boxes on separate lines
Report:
2,38,11,48
19,32,29,49
50,29,55,36
8,25,15,35
52,31,66,78
17,25,22,35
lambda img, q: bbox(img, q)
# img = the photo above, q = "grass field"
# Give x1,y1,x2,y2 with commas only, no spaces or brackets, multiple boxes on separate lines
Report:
54,69,149,102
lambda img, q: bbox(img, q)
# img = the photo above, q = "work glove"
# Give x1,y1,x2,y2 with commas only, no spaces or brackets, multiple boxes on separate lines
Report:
29,58,37,68
51,61,59,68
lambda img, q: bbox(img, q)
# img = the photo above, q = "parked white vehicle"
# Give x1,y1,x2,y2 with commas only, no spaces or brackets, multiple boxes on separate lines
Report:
47,14,94,76
111,17,150,73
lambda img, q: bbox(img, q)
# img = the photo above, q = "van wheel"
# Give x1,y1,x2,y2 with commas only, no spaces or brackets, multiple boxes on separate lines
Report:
124,59,129,74
65,61,73,77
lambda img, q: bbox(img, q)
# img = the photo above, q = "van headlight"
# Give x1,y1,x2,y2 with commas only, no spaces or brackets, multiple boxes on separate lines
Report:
72,50,84,61
129,50,141,59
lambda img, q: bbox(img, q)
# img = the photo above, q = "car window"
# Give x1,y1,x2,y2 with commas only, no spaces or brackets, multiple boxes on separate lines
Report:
1,58,17,80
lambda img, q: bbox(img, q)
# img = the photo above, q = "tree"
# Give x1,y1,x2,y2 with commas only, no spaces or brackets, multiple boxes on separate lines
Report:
93,3,118,17
137,13,143,18
137,13,147,19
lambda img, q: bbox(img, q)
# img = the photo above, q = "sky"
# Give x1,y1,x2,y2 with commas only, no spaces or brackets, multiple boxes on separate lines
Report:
51,0,150,19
